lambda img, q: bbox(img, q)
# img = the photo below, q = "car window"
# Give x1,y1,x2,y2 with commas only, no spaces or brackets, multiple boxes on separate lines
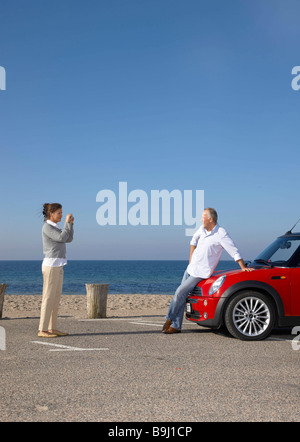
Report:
255,237,300,265
271,241,300,263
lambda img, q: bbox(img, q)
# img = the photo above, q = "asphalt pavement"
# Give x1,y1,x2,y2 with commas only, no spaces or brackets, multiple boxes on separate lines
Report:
0,313,299,423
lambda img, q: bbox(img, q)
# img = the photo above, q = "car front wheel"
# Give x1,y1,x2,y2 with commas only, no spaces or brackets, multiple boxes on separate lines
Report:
224,291,275,341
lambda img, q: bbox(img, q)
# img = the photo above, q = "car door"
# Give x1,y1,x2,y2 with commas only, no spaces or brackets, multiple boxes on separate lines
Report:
268,268,291,314
291,267,300,315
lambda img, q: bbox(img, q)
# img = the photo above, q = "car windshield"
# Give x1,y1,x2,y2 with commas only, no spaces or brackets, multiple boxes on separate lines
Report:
254,237,300,266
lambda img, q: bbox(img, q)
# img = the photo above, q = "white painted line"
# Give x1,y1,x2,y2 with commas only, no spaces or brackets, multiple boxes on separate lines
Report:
266,338,291,342
79,318,148,321
31,341,109,352
129,321,196,328
130,322,163,327
49,348,109,352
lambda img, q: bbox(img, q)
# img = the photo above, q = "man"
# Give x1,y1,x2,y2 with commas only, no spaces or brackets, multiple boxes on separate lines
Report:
163,207,253,334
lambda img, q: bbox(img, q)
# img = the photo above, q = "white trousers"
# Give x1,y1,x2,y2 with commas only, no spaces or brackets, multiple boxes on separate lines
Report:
39,265,64,331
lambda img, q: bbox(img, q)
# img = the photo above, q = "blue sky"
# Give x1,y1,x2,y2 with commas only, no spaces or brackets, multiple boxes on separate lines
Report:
1,0,300,260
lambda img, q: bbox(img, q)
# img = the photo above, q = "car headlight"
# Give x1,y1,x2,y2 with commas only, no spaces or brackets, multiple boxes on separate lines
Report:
208,275,226,295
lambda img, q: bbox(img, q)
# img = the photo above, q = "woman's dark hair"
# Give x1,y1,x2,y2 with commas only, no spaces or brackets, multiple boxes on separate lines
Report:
42,203,62,221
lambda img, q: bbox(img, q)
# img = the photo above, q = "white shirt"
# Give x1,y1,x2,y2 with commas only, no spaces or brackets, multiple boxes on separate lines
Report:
187,223,242,278
42,220,68,267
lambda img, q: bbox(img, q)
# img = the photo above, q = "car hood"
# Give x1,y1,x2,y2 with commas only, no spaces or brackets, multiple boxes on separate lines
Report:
212,262,277,277
212,268,243,278
210,266,273,280
195,266,275,296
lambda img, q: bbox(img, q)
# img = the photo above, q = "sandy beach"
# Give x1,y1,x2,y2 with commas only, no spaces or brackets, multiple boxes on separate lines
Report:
1,294,174,320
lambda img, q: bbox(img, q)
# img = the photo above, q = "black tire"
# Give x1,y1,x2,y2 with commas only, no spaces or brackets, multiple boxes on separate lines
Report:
224,291,275,341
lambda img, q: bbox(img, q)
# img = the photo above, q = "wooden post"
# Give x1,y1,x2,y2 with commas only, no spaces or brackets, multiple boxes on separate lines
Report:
0,284,7,319
86,283,109,319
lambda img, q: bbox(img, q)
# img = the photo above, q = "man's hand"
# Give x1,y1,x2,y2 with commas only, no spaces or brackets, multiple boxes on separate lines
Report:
237,259,254,272
242,266,254,272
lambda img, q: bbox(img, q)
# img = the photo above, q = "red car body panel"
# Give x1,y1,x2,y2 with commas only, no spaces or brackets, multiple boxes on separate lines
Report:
186,232,300,334
187,268,291,324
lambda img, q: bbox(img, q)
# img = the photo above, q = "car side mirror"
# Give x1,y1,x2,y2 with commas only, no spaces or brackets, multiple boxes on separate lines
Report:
280,241,291,249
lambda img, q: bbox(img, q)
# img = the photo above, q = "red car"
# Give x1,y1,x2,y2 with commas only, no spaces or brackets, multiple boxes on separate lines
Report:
186,230,300,340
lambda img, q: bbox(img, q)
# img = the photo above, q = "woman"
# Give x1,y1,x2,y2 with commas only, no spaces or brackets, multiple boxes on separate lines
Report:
38,203,74,338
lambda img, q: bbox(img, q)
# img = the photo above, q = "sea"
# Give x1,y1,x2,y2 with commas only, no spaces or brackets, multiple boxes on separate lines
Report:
0,260,239,296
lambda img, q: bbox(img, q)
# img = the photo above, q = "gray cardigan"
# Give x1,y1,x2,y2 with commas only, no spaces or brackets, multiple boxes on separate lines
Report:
42,222,74,259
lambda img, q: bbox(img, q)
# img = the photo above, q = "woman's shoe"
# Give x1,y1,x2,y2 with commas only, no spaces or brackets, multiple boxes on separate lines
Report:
38,331,58,338
48,329,69,336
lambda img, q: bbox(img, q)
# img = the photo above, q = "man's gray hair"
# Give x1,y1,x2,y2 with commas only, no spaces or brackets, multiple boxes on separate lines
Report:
205,207,218,223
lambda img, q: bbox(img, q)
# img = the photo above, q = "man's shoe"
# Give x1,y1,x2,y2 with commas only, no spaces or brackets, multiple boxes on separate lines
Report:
163,326,181,334
162,319,172,332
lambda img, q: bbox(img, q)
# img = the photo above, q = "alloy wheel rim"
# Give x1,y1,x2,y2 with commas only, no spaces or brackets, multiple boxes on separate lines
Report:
232,296,271,337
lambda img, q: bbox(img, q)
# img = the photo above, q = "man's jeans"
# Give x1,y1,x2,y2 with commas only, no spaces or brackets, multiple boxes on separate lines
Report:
166,269,203,330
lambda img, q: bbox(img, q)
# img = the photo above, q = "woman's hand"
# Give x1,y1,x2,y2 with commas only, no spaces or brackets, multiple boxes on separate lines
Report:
66,214,74,224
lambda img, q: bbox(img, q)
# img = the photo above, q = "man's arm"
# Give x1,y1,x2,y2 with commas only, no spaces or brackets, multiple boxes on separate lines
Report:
219,230,253,272
189,245,196,263
189,227,202,263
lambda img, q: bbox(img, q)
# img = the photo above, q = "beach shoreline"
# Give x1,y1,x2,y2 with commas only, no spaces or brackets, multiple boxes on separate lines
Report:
1,294,174,319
